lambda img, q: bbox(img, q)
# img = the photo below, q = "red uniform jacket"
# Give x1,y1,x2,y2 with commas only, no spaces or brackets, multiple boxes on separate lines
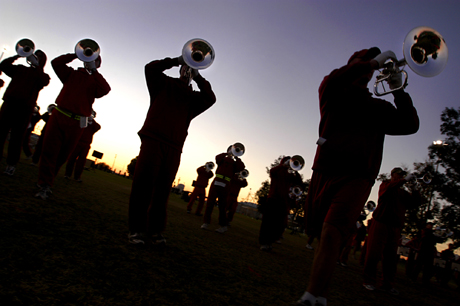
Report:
228,174,248,200
268,164,303,200
52,54,111,117
78,119,101,146
0,55,50,112
194,166,214,188
213,153,245,185
312,60,419,181
139,57,216,151
372,179,421,228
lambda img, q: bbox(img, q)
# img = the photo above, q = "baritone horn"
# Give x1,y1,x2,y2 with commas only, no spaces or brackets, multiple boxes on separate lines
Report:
374,26,448,96
228,142,245,158
75,39,100,74
182,38,215,70
16,38,39,67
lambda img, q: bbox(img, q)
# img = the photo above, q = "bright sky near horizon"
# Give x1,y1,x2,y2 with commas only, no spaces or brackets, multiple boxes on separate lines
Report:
1,1,460,214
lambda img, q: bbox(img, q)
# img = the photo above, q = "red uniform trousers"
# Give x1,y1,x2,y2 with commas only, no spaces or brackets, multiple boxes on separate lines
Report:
65,143,91,180
226,195,238,223
259,196,288,245
203,182,230,226
38,110,84,186
305,171,373,239
187,186,207,214
128,136,181,235
363,219,400,288
0,100,33,165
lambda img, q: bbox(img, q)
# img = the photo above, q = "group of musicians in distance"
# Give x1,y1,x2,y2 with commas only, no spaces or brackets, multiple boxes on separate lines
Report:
1,38,451,306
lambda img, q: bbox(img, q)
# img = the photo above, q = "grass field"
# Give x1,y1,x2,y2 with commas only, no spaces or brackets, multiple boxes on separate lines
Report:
1,156,460,306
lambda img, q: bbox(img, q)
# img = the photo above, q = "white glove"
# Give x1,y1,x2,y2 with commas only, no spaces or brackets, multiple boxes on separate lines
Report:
373,50,397,68
388,72,403,90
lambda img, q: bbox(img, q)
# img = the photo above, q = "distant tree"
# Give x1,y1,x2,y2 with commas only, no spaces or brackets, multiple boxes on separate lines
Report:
426,107,460,247
96,162,111,172
127,156,138,178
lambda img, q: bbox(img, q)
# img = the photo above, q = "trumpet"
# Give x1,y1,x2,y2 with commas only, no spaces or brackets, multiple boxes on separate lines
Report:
227,142,245,158
205,161,215,171
16,38,39,67
289,185,302,199
239,169,249,180
374,26,448,96
75,39,100,74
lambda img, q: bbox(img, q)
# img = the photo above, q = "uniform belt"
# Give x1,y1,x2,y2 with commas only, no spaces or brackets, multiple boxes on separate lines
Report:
216,174,231,182
55,106,81,120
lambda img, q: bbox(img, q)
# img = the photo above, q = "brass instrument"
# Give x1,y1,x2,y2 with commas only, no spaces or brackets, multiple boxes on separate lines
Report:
228,142,245,158
205,161,215,171
16,38,39,67
75,39,100,74
182,38,215,70
289,186,302,199
374,26,448,96
285,155,305,173
406,172,432,188
239,169,249,180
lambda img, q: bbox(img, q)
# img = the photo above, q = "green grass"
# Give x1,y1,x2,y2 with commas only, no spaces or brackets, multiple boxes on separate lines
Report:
1,156,460,305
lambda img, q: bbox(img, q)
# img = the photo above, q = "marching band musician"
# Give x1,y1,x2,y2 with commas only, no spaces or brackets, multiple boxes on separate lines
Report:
35,53,110,200
22,105,42,159
0,50,50,176
226,170,248,225
259,156,302,252
201,148,245,233
30,104,55,166
294,48,420,306
187,163,215,216
362,167,421,294
128,55,216,246
64,111,101,182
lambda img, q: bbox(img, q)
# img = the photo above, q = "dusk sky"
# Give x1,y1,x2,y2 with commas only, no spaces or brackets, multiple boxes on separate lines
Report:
1,0,459,207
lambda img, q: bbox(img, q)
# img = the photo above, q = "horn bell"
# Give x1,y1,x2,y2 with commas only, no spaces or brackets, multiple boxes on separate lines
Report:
231,142,245,157
16,38,35,57
290,155,305,172
182,38,215,70
403,26,448,77
75,39,100,63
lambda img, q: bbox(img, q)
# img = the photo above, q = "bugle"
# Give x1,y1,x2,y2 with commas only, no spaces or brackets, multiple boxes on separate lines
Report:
182,38,215,70
285,155,305,173
289,186,302,199
16,38,39,67
374,26,448,96
75,39,100,74
205,161,215,171
239,169,249,180
228,142,245,158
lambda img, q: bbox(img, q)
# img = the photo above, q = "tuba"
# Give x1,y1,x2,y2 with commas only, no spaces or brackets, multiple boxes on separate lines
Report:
374,26,448,96
75,39,100,74
228,142,245,158
16,38,39,67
